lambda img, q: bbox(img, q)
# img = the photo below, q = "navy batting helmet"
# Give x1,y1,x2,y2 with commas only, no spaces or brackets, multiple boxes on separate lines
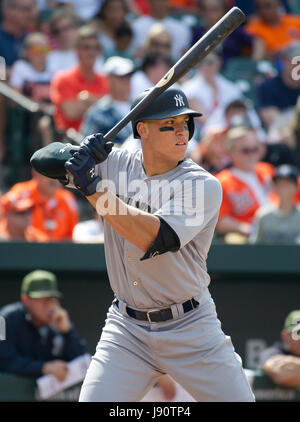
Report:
131,88,202,140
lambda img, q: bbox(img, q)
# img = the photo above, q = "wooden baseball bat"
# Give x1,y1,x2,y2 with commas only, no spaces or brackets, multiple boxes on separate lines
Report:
103,6,245,142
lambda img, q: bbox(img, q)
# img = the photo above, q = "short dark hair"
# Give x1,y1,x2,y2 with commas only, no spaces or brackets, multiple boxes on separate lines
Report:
115,23,133,39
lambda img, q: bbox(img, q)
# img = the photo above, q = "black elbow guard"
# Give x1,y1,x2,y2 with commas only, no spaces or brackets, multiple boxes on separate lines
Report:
140,217,180,261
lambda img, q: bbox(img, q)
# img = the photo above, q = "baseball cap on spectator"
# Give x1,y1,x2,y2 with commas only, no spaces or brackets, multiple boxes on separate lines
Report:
103,56,135,77
283,310,300,333
21,270,63,299
272,164,299,185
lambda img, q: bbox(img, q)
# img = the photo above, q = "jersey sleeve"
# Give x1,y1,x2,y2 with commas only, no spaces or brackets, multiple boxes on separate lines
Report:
154,175,222,249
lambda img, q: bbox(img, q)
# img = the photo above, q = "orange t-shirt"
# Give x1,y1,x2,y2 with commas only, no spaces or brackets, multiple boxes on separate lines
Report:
50,66,109,132
0,180,79,241
245,14,300,54
216,162,275,224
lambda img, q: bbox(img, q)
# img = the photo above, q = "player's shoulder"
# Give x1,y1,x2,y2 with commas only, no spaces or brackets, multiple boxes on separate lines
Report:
179,159,222,193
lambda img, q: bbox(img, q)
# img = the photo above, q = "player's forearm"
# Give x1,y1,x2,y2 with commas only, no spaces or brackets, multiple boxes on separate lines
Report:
263,355,300,388
87,190,160,252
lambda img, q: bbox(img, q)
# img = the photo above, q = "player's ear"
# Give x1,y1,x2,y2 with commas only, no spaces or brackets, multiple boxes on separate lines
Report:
136,121,149,139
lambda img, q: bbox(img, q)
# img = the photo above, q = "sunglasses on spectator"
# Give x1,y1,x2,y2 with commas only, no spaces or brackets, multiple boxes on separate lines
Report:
78,44,101,51
150,41,172,49
53,23,76,36
237,146,260,154
28,45,51,55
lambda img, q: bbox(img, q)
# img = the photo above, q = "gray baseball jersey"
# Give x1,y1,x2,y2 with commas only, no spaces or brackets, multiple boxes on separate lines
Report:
79,147,255,402
96,148,222,309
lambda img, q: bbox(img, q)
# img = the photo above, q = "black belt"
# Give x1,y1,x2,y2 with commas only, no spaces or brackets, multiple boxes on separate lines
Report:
115,298,199,323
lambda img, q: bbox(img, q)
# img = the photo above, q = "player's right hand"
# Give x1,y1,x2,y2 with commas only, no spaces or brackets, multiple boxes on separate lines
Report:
80,133,114,164
42,360,69,382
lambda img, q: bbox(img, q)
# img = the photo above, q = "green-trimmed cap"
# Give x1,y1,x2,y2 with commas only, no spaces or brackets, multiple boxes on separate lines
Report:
21,270,62,299
30,142,80,179
283,310,300,333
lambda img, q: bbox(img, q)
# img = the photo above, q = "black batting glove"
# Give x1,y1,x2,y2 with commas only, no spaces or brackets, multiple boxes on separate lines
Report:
80,133,114,164
65,149,100,197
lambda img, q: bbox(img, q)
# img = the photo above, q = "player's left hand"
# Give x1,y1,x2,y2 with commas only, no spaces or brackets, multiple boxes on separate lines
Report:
80,133,114,164
65,149,100,196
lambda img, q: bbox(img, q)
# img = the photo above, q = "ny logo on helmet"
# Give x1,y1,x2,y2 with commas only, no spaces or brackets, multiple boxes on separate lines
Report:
174,94,185,107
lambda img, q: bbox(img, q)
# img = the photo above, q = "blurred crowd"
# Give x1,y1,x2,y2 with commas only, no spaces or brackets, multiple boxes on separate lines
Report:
0,0,300,245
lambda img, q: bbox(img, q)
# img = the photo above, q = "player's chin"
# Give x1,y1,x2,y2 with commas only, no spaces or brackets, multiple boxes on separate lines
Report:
173,143,188,158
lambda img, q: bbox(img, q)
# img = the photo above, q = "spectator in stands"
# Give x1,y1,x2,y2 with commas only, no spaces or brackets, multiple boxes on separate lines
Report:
191,0,257,67
134,23,173,60
103,23,134,60
130,53,173,100
0,170,79,241
259,309,300,388
92,0,131,58
130,0,192,61
50,25,109,135
182,51,243,130
256,42,300,130
250,164,300,244
0,269,87,380
9,32,52,104
216,125,275,238
80,56,134,144
189,126,230,175
245,0,300,60
0,0,39,69
47,8,79,76
8,32,54,147
0,195,48,241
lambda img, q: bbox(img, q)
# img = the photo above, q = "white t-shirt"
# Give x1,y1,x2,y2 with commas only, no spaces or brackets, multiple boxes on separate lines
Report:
46,51,105,77
10,60,51,88
182,73,243,119
72,218,104,243
47,50,78,77
131,16,191,61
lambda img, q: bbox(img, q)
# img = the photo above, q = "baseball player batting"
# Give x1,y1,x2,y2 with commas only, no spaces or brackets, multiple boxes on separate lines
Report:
31,87,255,401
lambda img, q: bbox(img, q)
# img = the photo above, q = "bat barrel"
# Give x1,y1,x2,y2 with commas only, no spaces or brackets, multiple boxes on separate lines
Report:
103,6,245,142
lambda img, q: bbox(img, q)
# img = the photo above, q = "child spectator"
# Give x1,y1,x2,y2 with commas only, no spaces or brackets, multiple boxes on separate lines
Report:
250,164,300,244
